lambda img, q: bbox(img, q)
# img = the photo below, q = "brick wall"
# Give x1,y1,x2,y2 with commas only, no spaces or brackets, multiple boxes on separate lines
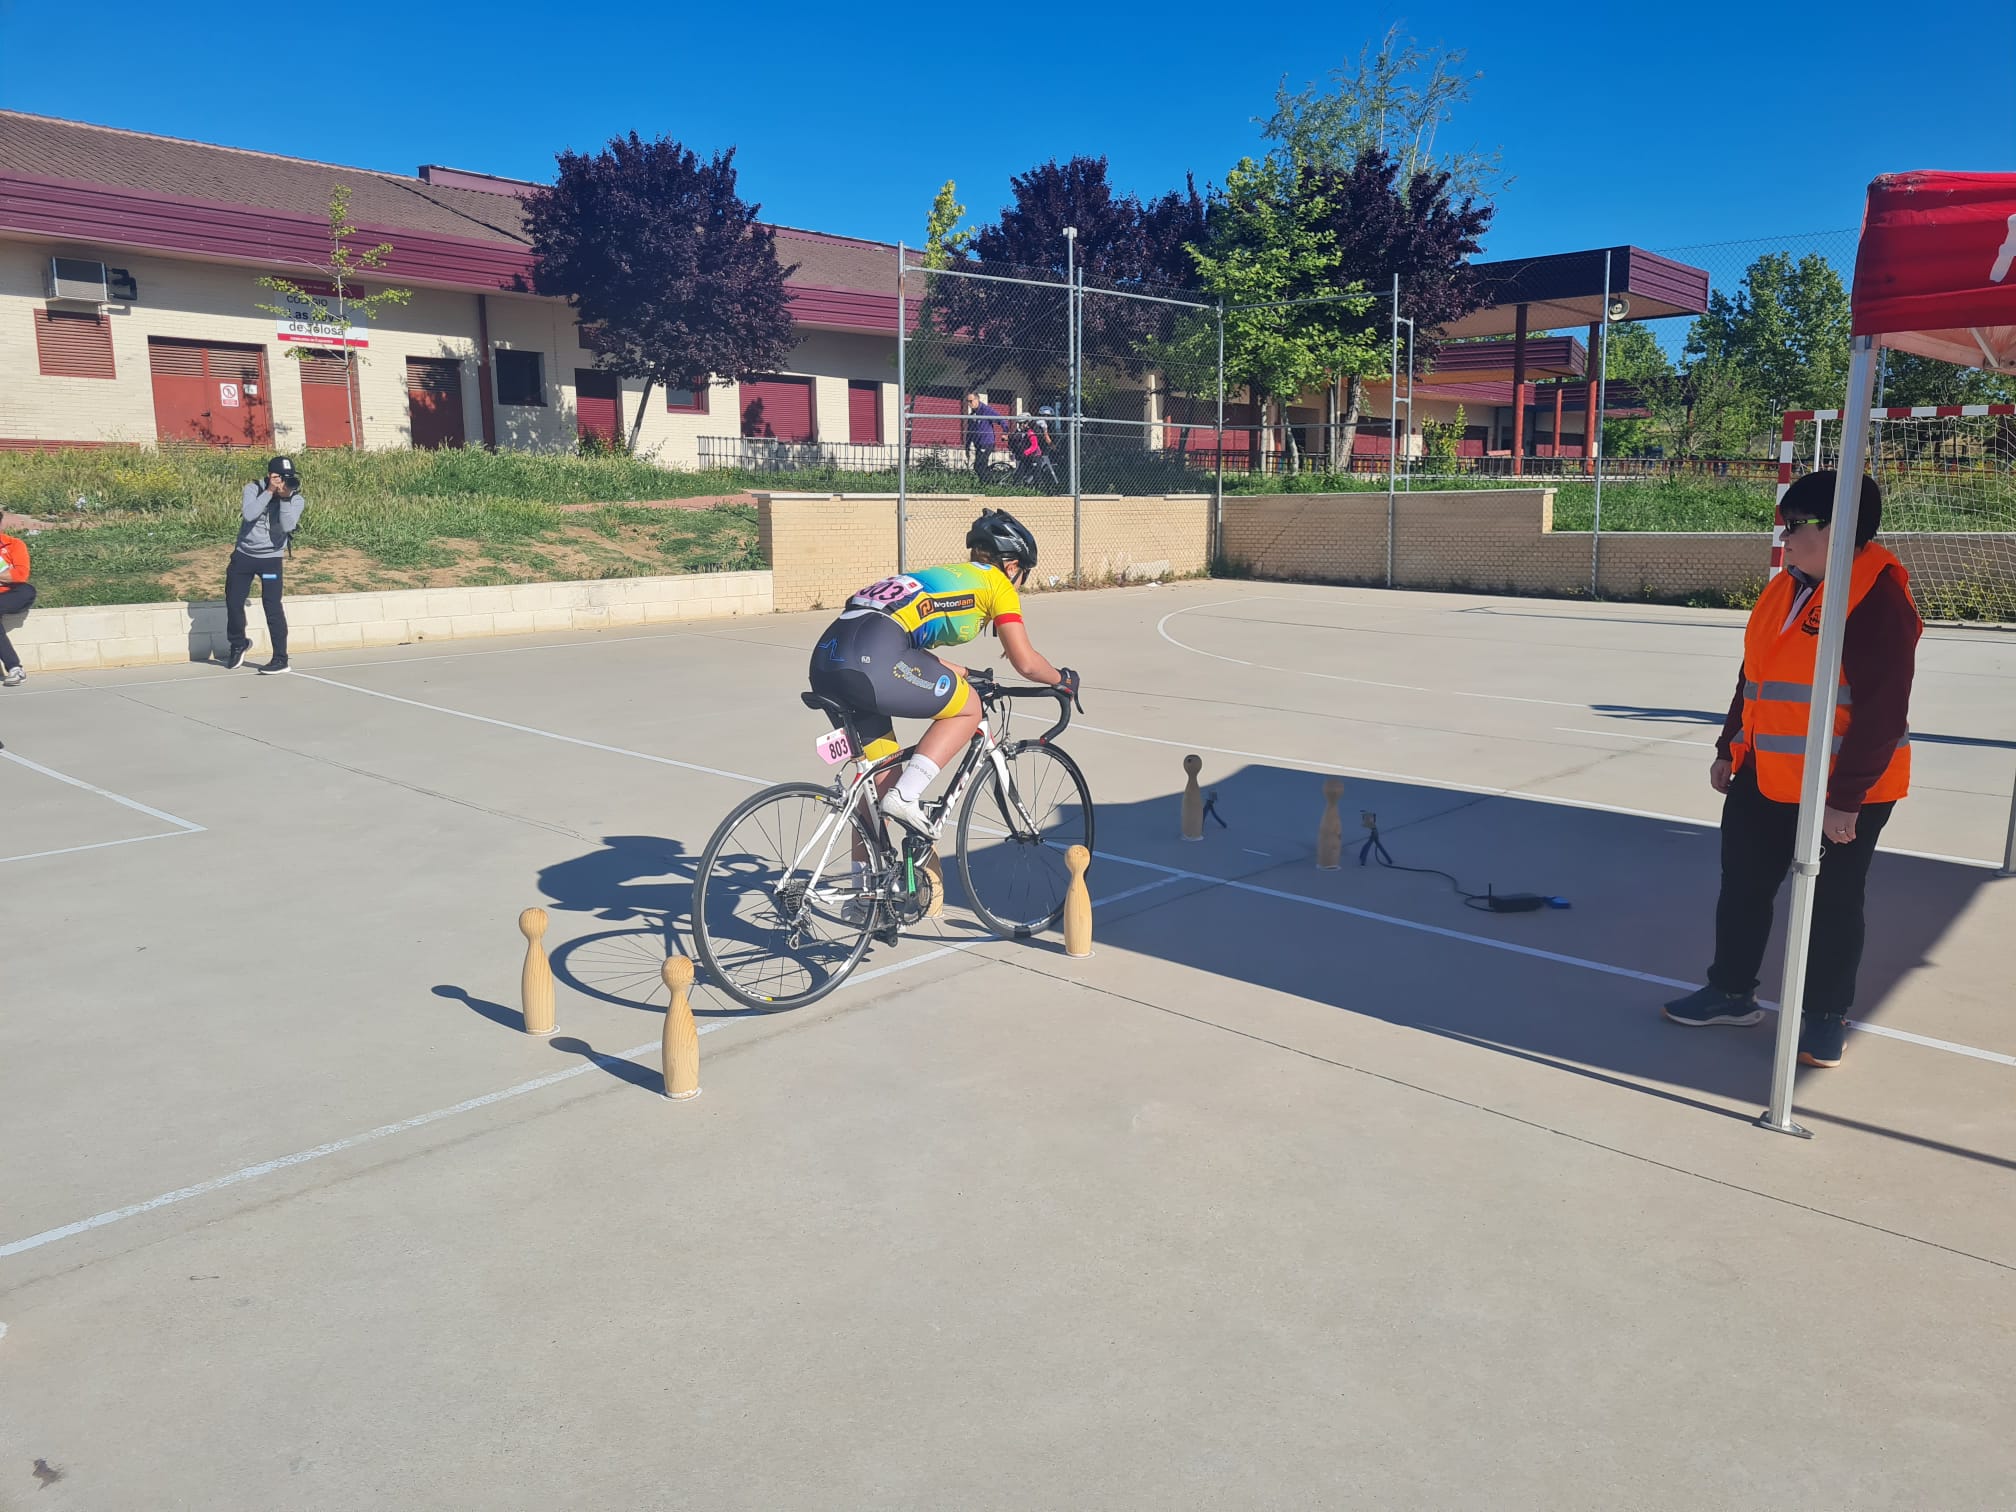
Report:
758,492,1213,612
0,570,771,672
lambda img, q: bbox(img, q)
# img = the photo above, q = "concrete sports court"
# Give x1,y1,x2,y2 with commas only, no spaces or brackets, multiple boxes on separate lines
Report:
4,580,2013,1509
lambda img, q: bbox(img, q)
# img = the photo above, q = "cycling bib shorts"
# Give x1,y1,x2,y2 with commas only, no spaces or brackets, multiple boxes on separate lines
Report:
806,562,1020,759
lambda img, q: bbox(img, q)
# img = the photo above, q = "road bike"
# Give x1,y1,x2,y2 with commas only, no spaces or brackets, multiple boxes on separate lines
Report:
691,672,1092,1012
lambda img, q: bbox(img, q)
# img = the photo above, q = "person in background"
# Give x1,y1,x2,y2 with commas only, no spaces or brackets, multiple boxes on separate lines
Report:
225,455,306,674
965,391,1004,482
1661,471,1920,1068
0,525,34,686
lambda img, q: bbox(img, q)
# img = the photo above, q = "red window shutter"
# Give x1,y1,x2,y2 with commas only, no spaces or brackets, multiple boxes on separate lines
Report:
299,350,350,385
847,381,882,444
35,309,116,378
910,392,964,446
573,368,621,443
739,376,815,442
147,338,208,377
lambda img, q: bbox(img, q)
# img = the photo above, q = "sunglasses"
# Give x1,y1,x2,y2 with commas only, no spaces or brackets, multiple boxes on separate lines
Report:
1781,515,1827,535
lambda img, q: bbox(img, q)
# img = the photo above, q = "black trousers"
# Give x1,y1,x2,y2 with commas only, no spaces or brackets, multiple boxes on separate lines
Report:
225,550,288,658
1707,763,1893,1016
0,580,35,670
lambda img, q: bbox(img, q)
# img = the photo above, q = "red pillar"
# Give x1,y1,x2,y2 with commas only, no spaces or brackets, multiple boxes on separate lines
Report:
1585,320,1601,475
1552,382,1564,461
1510,303,1528,476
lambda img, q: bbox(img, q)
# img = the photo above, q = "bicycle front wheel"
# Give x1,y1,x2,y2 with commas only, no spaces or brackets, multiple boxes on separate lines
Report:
955,742,1095,939
693,781,878,1012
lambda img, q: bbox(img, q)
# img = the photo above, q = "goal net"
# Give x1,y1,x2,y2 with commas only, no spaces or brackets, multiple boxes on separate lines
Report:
1778,405,2016,623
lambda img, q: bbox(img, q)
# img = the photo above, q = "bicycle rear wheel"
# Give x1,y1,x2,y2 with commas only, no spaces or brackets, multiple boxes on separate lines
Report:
955,742,1094,939
693,781,878,1011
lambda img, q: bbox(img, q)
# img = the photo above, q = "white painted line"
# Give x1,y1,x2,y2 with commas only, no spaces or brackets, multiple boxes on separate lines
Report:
1,750,205,832
12,629,710,697
1099,875,1183,907
1243,847,1273,857
1075,849,2016,1068
294,673,771,789
0,934,988,1263
0,831,200,867
1156,598,1592,710
1071,722,2006,871
1556,727,1716,748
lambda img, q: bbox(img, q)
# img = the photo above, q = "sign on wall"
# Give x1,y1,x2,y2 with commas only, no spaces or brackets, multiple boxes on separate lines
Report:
273,281,370,349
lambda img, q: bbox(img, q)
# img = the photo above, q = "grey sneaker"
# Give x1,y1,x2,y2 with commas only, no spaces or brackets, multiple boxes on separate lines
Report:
0,665,23,687
223,642,249,671
1662,984,1764,1027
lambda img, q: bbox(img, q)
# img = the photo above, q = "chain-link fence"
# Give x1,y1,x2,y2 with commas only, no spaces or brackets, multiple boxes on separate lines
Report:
730,222,2011,620
892,255,1232,581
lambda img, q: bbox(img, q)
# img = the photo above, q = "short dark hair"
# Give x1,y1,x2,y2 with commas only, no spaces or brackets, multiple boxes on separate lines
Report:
1781,470,1882,548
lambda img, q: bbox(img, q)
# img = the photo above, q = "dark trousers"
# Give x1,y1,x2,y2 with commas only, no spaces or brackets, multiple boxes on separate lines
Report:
0,580,35,670
225,550,288,658
972,440,993,479
1707,763,1894,1016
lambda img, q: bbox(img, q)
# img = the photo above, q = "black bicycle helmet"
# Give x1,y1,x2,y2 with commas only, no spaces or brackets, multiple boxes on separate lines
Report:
966,508,1039,572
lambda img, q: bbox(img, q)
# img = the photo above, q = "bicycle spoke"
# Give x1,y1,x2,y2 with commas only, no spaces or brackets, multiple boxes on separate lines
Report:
694,785,877,1010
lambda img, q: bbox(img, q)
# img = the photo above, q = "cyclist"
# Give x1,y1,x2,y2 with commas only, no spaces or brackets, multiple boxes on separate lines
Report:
808,508,1080,834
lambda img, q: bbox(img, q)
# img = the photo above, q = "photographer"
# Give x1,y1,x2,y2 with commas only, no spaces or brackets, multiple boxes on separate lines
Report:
224,455,305,674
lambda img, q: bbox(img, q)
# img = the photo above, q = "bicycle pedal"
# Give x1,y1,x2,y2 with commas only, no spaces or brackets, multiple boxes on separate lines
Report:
872,924,901,946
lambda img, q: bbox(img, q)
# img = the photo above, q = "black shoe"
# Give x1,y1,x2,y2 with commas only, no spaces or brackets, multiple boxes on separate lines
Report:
223,642,249,670
1798,1014,1847,1068
1662,984,1764,1027
259,656,291,675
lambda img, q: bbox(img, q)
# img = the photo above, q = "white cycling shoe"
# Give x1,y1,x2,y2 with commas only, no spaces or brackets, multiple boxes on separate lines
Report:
879,789,932,835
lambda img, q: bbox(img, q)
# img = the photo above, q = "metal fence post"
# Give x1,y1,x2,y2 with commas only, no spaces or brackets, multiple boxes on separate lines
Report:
1071,265,1084,583
895,241,908,573
1214,303,1226,566
1590,249,1611,599
1386,273,1399,589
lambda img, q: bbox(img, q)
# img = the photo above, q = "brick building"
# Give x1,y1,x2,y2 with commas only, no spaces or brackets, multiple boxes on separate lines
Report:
0,111,905,459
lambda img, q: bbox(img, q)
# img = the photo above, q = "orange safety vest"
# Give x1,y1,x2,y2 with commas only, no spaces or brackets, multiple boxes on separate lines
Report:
1731,542,1915,805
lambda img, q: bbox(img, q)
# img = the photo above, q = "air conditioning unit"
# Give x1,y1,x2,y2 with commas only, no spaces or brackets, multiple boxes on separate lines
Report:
47,256,109,304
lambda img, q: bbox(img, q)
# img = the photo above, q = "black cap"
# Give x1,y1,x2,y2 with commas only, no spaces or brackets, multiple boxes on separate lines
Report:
265,455,299,481
1780,470,1881,548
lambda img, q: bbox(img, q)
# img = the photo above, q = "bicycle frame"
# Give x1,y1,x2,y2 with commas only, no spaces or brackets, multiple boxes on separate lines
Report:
775,686,1063,922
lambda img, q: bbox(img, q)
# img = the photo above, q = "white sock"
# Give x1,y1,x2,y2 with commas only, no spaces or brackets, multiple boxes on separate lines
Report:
893,754,941,804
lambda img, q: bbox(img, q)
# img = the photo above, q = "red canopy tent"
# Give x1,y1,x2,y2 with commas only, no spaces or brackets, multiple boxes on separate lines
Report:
1760,170,2016,1137
1851,171,2016,372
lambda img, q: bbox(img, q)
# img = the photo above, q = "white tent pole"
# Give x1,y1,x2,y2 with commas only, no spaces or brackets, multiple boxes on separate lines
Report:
1758,334,1881,1138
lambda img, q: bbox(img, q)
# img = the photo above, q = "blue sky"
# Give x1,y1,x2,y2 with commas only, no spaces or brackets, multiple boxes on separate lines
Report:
4,2,2011,263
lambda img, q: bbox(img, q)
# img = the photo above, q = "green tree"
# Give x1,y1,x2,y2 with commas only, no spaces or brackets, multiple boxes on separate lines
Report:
255,185,412,451
1190,159,1378,472
1879,350,2016,407
1258,25,1503,200
921,180,970,270
1682,251,1851,451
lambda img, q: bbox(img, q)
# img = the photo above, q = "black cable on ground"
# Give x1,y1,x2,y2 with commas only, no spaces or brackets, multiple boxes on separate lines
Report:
1358,819,1570,914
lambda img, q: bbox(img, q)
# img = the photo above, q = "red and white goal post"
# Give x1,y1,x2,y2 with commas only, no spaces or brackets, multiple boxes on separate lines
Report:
1774,405,2016,589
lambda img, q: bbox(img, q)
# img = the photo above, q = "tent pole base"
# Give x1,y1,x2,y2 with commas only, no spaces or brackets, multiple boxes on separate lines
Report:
1754,1111,1814,1140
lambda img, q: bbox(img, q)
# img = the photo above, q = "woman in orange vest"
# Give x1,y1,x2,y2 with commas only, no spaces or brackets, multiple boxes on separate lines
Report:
1662,471,1920,1068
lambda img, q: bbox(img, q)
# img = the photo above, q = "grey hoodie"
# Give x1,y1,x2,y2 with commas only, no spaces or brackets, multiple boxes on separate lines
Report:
237,482,305,560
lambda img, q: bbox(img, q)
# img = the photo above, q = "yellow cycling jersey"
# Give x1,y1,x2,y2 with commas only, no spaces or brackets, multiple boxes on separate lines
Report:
845,562,1023,651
